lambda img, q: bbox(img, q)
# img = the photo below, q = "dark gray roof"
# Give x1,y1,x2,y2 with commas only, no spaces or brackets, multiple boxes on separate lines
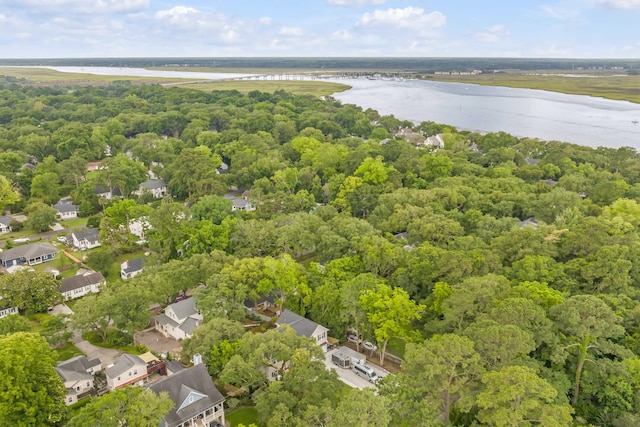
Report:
105,353,145,378
0,215,12,226
155,313,180,329
0,243,58,262
167,298,198,320
140,179,166,190
56,356,101,382
122,257,144,274
180,317,199,336
147,364,224,427
166,360,186,375
276,309,325,338
53,201,78,213
72,228,100,243
518,217,539,228
59,272,105,293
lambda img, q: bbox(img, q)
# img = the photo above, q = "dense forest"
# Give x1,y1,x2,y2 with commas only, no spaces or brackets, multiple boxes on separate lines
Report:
3,79,640,426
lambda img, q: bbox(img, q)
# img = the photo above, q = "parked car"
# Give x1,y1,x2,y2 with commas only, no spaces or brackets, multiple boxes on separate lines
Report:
363,341,377,352
57,236,68,243
346,334,362,344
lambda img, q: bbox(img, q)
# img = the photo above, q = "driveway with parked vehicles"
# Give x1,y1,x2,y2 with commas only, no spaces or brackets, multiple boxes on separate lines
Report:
323,348,388,390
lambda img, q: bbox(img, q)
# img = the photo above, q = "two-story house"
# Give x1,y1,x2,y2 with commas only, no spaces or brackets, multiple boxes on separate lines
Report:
105,353,148,391
128,217,151,241
154,298,203,341
56,356,102,405
133,179,168,199
0,242,58,268
120,257,144,280
224,193,255,212
276,309,329,351
72,228,101,250
59,272,105,301
147,363,225,427
53,199,78,220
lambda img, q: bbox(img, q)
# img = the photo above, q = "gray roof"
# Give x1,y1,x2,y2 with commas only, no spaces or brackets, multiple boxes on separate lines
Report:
59,272,105,293
53,201,78,214
166,360,186,375
0,215,12,226
518,217,539,228
56,356,101,382
140,179,166,190
224,193,250,209
122,257,144,274
72,228,100,243
525,157,540,165
147,364,224,427
0,242,58,262
105,353,145,378
155,313,180,329
277,309,325,338
167,298,198,321
180,317,199,336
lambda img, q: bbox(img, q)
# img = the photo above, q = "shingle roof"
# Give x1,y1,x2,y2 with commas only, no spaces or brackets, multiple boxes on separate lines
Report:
276,309,325,338
0,215,13,226
155,313,180,329
147,364,224,427
53,201,78,214
56,356,101,382
59,272,105,293
167,298,198,321
122,257,144,274
72,228,100,243
0,243,58,262
105,353,145,378
179,317,199,336
139,179,166,190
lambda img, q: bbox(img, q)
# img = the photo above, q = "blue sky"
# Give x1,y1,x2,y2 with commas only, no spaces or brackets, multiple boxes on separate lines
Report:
0,0,638,58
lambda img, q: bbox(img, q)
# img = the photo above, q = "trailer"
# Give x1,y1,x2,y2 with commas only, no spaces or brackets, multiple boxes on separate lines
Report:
332,350,351,368
337,346,366,366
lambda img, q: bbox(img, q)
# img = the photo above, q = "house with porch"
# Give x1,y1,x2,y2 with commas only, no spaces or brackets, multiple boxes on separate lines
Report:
133,179,168,199
121,257,144,280
59,272,105,301
147,363,225,427
154,297,202,341
105,353,148,391
56,356,102,405
53,199,78,220
72,228,101,250
276,309,329,351
0,243,58,268
0,215,12,233
224,193,255,212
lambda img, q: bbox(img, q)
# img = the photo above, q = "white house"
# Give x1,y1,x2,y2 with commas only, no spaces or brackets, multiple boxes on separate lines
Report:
224,193,255,212
53,199,78,220
120,257,144,280
133,179,168,199
154,298,203,341
105,353,148,391
59,272,105,301
128,217,151,240
71,228,101,250
56,356,102,405
0,297,18,318
147,363,225,427
276,309,329,351
0,215,13,234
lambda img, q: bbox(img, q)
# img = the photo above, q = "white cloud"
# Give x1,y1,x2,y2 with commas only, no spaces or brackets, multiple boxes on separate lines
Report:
279,26,303,37
596,0,640,8
155,6,198,24
356,7,446,37
539,5,580,21
0,0,149,13
330,29,352,40
259,17,273,25
328,0,385,6
475,24,509,43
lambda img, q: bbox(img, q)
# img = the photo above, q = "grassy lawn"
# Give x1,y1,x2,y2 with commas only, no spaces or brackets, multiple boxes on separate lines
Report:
387,336,407,359
106,251,146,283
60,217,89,230
226,407,261,427
31,252,77,274
26,312,54,333
54,342,84,361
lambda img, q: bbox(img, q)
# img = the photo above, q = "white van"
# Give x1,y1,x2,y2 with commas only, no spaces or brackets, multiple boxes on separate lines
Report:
353,362,379,384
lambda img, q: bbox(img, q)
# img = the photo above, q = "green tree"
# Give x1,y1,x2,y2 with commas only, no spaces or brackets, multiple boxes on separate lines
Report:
99,154,147,197
330,388,391,427
475,365,574,427
180,317,245,367
25,203,58,232
0,270,60,313
359,283,424,365
86,248,116,276
0,314,31,335
67,386,174,427
0,174,20,212
30,171,60,204
0,333,66,426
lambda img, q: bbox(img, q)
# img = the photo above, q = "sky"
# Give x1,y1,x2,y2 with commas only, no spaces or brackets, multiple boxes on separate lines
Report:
0,0,639,58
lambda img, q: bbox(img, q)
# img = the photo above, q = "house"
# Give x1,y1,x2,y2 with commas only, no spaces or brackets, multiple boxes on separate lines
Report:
244,293,280,315
72,228,101,250
147,363,225,427
0,242,58,268
128,217,152,241
105,353,148,391
120,257,144,280
59,272,105,301
276,309,329,351
518,217,539,229
0,215,12,233
422,133,446,149
56,356,102,405
95,185,122,200
224,193,255,212
86,161,105,172
0,297,18,318
133,179,168,199
53,199,78,220
154,297,203,341
216,162,229,174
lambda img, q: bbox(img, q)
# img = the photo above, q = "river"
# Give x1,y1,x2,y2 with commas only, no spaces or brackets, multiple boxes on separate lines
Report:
38,67,640,149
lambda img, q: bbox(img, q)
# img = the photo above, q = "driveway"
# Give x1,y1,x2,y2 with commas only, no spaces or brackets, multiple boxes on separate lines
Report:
72,332,122,367
135,328,182,357
49,303,73,316
323,348,388,390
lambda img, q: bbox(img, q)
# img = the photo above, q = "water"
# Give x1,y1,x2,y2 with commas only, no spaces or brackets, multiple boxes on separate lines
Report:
29,67,640,149
330,78,640,149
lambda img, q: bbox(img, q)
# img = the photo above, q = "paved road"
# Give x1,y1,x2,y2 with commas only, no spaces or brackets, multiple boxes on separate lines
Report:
323,348,389,390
